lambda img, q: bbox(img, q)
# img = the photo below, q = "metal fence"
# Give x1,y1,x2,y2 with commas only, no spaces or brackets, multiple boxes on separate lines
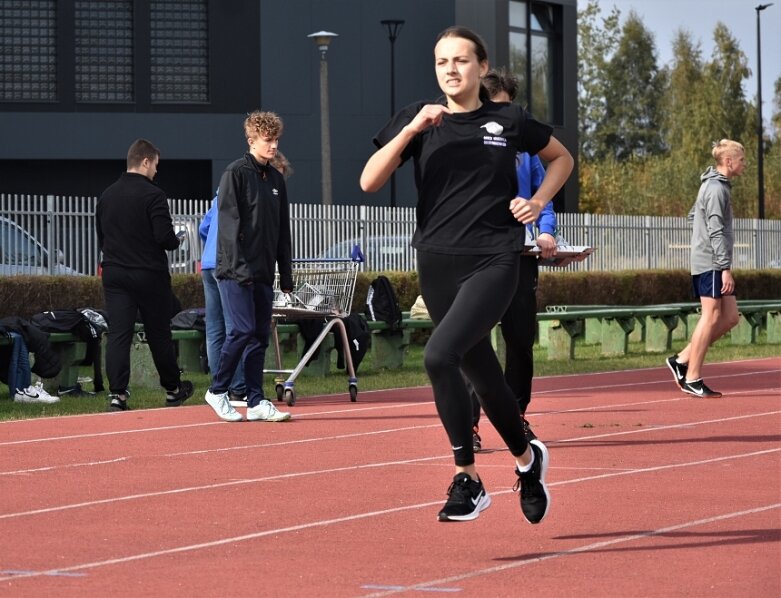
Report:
2,193,780,275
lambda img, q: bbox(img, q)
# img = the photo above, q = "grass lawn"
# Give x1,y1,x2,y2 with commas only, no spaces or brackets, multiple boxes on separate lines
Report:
2,334,778,421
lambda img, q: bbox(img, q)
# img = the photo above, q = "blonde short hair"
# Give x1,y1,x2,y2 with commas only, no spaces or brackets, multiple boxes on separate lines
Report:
244,111,283,141
712,139,744,164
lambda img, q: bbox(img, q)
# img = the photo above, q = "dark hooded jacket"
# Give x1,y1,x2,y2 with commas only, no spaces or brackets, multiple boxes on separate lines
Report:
215,152,293,290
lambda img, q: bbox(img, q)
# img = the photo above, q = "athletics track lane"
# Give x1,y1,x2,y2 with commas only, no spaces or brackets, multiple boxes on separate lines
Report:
0,357,778,596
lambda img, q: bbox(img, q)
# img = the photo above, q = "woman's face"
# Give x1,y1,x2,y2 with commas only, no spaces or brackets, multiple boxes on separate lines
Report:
434,36,487,103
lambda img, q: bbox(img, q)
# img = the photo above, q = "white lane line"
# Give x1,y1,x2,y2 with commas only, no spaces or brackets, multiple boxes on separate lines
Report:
359,502,781,597
533,369,780,396
2,407,777,477
0,402,435,448
0,450,777,583
0,457,127,477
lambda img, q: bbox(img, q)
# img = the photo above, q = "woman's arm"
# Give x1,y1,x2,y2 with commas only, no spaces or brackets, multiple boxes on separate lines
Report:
360,104,451,192
510,136,573,225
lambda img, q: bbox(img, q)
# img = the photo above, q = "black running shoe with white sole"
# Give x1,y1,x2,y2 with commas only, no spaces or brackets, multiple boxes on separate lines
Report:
514,439,550,524
107,394,130,412
166,380,194,407
472,426,482,452
665,355,687,388
437,473,491,522
681,378,722,398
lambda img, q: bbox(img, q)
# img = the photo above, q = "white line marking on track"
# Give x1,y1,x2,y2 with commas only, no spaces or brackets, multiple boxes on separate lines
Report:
358,503,781,597
0,451,777,583
0,457,127,476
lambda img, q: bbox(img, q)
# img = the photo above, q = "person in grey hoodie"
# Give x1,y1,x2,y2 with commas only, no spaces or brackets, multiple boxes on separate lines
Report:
666,139,745,398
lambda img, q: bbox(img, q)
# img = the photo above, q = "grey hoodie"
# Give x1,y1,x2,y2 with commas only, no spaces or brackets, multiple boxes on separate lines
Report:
688,166,733,275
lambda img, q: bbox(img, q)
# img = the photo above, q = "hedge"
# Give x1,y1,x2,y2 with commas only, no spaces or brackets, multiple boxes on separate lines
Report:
1,269,779,320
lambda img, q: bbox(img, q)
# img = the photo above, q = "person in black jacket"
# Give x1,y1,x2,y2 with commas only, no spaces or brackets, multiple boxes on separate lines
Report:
96,138,194,412
204,111,294,423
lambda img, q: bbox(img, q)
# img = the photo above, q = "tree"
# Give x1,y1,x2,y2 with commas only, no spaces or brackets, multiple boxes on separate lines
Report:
595,11,666,161
576,0,621,160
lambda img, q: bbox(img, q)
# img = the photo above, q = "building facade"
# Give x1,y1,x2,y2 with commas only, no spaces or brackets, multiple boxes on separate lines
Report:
0,0,578,211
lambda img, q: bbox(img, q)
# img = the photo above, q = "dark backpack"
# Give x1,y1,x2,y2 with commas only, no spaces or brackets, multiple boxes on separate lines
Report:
365,275,402,331
30,309,109,392
171,307,206,332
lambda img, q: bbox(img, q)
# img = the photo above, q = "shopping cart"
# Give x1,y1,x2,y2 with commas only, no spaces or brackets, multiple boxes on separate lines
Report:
267,258,360,406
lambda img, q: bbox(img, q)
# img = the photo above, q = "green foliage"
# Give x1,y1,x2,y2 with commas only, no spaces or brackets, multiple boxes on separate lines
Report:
597,12,666,160
577,8,779,217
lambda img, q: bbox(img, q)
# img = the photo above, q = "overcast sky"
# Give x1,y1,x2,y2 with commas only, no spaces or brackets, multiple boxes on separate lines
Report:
589,0,781,124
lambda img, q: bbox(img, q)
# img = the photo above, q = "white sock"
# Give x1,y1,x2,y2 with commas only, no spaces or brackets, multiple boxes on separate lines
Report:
517,448,535,473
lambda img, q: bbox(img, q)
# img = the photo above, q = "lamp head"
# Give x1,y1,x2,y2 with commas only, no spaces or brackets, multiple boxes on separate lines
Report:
308,31,339,57
756,3,773,11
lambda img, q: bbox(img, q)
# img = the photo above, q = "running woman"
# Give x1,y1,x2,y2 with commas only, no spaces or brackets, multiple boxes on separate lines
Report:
360,26,573,523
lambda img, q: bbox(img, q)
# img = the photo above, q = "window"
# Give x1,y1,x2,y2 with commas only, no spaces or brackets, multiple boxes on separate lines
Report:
0,0,57,102
150,0,208,103
75,0,134,103
509,1,560,124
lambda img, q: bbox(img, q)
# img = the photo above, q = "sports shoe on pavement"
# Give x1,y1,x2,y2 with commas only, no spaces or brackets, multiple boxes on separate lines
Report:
513,439,551,524
681,378,722,398
107,393,130,412
472,426,482,452
666,355,688,388
14,383,60,404
521,416,537,441
205,389,243,422
437,472,491,522
247,399,291,422
166,380,194,407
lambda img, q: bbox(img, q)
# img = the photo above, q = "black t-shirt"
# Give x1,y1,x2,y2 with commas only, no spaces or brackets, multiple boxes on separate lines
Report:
373,99,553,254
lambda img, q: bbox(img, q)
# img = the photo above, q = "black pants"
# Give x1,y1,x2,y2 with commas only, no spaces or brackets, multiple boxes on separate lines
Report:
102,265,181,394
418,250,529,467
471,255,538,426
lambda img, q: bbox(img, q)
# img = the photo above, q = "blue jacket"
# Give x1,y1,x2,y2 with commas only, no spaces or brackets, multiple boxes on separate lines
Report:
199,195,218,270
517,153,557,237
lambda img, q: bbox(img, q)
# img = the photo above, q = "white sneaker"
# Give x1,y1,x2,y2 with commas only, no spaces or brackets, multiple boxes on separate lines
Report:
247,399,291,422
14,383,60,404
205,390,243,422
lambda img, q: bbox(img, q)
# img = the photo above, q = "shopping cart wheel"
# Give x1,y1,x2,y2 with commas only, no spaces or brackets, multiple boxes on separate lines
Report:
275,384,284,401
349,384,358,402
284,388,296,406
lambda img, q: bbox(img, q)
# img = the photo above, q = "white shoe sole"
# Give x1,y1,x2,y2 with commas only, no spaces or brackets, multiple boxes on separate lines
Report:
528,439,551,524
205,394,243,422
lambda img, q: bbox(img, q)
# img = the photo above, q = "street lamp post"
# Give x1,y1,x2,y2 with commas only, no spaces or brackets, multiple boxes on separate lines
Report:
381,19,404,208
755,3,772,220
308,31,338,206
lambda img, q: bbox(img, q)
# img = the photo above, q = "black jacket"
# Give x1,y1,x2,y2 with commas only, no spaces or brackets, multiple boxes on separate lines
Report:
96,172,180,271
0,317,61,379
215,153,293,289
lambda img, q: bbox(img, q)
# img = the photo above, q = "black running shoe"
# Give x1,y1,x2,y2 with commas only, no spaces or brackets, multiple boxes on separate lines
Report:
680,378,722,398
472,426,482,452
107,394,130,412
513,439,550,524
437,473,491,522
666,355,687,388
166,380,194,407
521,417,537,441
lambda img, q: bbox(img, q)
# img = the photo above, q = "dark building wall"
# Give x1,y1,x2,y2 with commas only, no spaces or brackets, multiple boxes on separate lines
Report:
0,0,578,211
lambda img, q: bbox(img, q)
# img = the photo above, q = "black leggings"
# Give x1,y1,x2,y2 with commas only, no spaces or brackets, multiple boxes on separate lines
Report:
418,250,529,466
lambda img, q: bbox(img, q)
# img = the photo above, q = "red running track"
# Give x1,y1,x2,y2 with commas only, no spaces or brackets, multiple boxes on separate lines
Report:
0,357,779,597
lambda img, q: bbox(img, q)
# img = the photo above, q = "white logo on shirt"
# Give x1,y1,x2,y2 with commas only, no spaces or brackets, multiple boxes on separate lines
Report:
272,188,279,196
481,121,507,147
481,121,504,135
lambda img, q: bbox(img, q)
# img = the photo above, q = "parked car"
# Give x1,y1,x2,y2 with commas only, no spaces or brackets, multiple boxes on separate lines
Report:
317,235,414,271
0,216,81,276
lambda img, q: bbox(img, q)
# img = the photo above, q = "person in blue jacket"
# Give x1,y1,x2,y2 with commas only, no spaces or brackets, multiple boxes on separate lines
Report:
199,193,246,403
470,68,559,450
